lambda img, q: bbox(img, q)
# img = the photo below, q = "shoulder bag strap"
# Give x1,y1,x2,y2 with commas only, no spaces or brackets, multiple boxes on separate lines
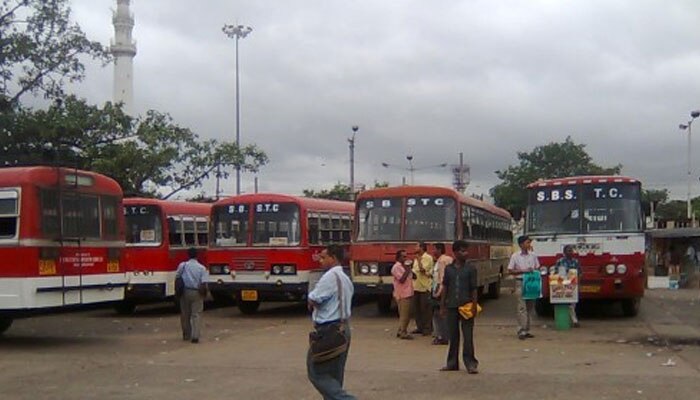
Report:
335,271,345,323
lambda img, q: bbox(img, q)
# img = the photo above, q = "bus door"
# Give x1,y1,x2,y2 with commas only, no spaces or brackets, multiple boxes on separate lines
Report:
56,192,103,305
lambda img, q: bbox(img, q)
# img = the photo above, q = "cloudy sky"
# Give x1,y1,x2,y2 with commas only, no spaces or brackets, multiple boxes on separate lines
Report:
67,0,700,201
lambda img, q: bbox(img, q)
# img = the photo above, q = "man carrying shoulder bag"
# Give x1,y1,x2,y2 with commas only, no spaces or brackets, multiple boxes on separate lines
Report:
306,244,356,400
175,247,209,344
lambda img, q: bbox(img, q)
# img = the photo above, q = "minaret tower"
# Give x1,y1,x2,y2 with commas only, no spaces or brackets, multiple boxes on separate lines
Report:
111,0,136,115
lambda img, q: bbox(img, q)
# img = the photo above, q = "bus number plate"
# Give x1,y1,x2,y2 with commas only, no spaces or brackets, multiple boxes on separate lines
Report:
579,285,600,293
241,290,258,302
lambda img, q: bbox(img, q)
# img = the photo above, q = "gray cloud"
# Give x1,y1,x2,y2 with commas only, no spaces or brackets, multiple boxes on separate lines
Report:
67,0,700,200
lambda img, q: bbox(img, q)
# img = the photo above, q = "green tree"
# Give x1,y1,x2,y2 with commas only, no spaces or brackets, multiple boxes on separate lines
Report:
0,0,108,106
490,136,622,217
655,200,687,222
303,182,352,201
641,188,669,218
1,96,268,198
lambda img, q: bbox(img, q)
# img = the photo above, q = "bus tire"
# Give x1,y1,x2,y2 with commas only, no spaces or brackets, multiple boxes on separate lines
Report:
487,278,501,299
535,298,553,317
114,301,137,315
238,301,261,315
212,292,236,306
377,295,393,314
622,298,641,317
0,317,12,334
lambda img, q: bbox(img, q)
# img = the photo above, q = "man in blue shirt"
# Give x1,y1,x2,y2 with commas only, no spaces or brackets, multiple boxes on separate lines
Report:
306,244,355,400
175,247,209,343
554,244,581,328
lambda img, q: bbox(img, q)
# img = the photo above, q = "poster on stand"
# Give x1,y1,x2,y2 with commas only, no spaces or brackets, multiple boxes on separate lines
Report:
549,269,579,304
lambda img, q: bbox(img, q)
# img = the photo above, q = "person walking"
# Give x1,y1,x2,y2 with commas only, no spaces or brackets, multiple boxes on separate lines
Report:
175,247,209,344
391,249,414,339
439,240,479,374
307,244,356,400
431,243,452,345
554,244,581,327
508,235,540,340
411,242,434,336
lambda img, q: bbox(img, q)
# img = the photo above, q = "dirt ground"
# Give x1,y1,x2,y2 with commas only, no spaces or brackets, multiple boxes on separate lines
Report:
1,287,699,400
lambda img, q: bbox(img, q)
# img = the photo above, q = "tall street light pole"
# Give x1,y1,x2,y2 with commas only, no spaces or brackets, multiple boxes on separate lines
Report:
222,23,253,195
348,126,358,201
406,155,415,185
679,109,700,220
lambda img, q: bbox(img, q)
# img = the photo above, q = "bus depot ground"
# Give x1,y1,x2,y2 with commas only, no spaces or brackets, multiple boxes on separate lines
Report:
1,286,699,400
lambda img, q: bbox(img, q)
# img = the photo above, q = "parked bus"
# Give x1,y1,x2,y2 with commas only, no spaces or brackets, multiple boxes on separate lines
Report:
525,176,645,317
0,166,126,334
207,193,354,314
351,186,513,313
117,198,212,313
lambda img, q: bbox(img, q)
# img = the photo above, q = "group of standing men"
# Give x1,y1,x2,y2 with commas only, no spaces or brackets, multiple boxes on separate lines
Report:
392,241,480,374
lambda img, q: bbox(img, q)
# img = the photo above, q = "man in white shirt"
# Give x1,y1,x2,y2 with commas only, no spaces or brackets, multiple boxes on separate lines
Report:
175,247,209,343
507,235,540,340
306,244,356,400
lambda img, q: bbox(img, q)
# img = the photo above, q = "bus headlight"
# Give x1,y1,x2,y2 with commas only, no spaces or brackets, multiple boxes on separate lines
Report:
539,266,548,275
369,263,379,275
616,264,627,274
223,266,231,274
271,265,282,275
282,265,297,275
209,264,229,275
549,266,557,275
360,264,370,275
605,264,616,274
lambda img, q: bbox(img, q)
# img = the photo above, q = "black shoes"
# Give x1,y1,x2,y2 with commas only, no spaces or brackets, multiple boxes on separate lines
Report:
191,338,199,344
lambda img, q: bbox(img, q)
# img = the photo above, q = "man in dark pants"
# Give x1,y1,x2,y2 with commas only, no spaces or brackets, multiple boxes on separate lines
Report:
439,239,479,374
306,244,356,400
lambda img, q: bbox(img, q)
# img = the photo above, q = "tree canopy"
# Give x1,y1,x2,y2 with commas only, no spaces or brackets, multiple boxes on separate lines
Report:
303,181,390,201
1,96,268,198
0,0,109,107
490,137,622,217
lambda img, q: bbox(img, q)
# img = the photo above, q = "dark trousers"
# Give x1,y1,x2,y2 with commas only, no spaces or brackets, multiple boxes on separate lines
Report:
307,322,356,400
445,308,478,370
412,291,432,333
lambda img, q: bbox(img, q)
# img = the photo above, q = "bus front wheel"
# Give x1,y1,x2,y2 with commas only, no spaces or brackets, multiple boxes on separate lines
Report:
114,301,137,315
622,298,641,317
486,278,501,299
535,298,553,317
377,295,393,314
0,317,13,334
238,300,261,315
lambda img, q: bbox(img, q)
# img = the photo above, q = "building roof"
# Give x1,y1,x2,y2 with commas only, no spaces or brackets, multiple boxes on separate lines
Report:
647,228,700,238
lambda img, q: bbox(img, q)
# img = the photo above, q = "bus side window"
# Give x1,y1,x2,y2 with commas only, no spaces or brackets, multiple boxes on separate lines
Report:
0,190,19,239
169,217,184,247
320,216,331,244
40,189,60,238
196,219,208,246
341,216,351,243
308,214,319,244
184,219,196,246
101,196,119,239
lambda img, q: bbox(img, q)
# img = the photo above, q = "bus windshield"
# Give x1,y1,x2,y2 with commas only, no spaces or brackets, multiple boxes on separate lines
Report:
405,197,456,241
526,183,643,234
253,203,300,246
125,205,162,246
214,203,250,246
356,197,402,241
582,184,642,233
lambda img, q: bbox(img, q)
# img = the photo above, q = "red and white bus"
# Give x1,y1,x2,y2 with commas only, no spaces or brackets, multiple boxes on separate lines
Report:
525,176,645,317
351,186,513,312
118,198,212,313
207,193,354,314
0,166,126,334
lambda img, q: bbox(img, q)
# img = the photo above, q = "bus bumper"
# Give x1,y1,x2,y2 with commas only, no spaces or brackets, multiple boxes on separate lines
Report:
543,277,644,300
208,281,309,302
353,282,393,296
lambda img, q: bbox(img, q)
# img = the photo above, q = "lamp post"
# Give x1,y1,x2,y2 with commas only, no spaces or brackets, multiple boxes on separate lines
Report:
222,23,253,195
348,126,358,201
679,109,700,220
381,155,447,185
